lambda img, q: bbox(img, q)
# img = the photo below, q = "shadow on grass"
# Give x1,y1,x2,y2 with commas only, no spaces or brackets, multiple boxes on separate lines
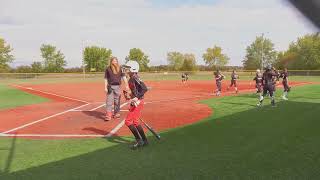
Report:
222,101,257,107
82,127,132,144
1,101,320,180
0,135,17,175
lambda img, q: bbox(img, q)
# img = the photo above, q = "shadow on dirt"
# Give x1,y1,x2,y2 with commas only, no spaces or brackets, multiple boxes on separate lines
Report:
82,111,105,121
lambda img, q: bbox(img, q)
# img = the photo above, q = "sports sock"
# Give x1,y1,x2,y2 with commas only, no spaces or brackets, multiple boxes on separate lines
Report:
136,125,148,142
128,125,141,141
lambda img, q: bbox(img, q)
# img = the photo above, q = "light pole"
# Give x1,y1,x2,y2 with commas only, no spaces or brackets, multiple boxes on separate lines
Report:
82,40,87,79
261,33,264,71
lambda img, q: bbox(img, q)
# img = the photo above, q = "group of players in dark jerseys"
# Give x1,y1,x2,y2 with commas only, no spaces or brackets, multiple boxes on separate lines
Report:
255,66,290,107
214,66,290,107
214,69,238,96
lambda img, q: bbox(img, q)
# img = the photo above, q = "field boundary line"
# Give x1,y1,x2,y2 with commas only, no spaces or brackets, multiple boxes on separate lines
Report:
1,103,90,134
0,134,107,137
1,102,129,137
105,120,125,137
105,102,129,137
11,84,89,103
89,104,105,111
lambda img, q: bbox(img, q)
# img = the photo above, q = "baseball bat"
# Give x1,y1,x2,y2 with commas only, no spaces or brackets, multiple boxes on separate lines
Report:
139,118,161,140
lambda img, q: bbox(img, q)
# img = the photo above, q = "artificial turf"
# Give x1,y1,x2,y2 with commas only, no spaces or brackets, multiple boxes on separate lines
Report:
0,84,319,179
0,84,48,110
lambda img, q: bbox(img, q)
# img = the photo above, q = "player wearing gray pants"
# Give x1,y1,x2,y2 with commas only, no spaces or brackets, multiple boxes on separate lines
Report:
106,85,121,116
104,57,129,121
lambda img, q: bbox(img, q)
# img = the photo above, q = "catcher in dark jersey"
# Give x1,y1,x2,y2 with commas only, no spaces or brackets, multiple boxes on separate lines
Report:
257,65,278,107
214,70,225,96
227,70,239,93
253,69,263,95
280,68,291,100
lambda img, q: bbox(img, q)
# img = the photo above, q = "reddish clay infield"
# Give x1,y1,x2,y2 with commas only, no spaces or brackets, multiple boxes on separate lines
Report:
0,80,312,139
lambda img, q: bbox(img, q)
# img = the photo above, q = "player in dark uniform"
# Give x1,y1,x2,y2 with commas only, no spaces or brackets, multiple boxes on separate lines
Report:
227,70,239,93
214,70,225,96
271,67,280,95
253,69,263,95
185,73,189,82
280,68,290,100
181,73,186,83
181,72,189,84
257,65,278,107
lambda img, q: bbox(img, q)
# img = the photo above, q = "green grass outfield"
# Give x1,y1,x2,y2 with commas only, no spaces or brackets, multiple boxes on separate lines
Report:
0,84,48,110
0,84,319,179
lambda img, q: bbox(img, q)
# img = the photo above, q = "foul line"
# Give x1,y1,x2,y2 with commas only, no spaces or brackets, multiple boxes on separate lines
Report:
1,103,91,134
105,102,129,137
71,109,128,112
1,102,129,138
0,134,107,138
89,104,105,111
105,120,125,137
11,84,89,104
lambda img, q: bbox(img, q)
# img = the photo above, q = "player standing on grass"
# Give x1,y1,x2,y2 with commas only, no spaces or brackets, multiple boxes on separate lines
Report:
227,70,239,93
214,70,225,96
104,57,130,121
257,65,279,107
123,60,149,150
280,68,291,100
253,69,263,95
272,67,280,95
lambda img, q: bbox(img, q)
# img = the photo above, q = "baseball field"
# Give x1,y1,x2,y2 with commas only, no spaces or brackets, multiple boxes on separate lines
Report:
0,72,320,179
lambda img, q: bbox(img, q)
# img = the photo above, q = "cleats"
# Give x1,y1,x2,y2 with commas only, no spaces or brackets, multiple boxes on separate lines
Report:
130,140,144,150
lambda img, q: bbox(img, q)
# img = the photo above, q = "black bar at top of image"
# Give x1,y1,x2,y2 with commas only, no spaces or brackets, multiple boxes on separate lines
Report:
289,0,320,29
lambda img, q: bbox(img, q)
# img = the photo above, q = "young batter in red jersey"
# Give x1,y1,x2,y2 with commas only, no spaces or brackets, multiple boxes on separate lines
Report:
123,61,149,150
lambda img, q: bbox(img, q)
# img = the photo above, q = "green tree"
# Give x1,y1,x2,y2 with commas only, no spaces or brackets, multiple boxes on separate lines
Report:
242,35,277,70
40,44,67,73
31,61,43,73
83,46,112,72
126,48,150,71
181,53,197,71
0,37,14,72
280,33,320,70
202,45,229,70
15,65,32,73
167,52,184,71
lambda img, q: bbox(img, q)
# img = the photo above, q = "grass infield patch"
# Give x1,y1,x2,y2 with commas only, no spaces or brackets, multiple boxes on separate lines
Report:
0,84,48,110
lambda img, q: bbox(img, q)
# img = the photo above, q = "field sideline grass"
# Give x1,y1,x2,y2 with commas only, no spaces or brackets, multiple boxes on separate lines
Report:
0,84,49,110
0,85,319,179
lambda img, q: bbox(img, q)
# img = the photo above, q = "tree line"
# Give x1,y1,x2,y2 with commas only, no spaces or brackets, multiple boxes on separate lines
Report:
1,32,320,73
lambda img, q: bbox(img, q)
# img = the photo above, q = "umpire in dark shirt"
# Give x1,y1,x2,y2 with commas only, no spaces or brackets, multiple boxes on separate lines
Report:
104,57,129,121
